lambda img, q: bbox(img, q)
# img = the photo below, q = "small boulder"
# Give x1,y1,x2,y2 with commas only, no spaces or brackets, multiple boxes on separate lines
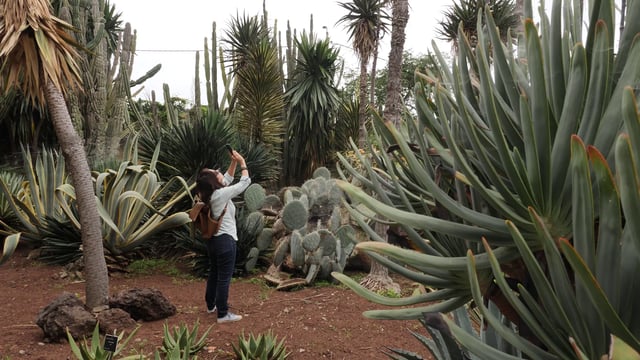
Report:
35,292,96,343
109,288,176,321
97,308,137,334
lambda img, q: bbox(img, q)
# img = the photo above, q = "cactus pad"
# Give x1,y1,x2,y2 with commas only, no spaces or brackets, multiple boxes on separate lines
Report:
244,183,266,212
307,247,323,265
302,231,321,252
282,199,308,230
273,237,290,267
245,211,265,236
244,247,260,272
263,194,282,210
256,228,273,251
290,230,305,267
318,229,337,256
312,166,331,179
329,207,342,232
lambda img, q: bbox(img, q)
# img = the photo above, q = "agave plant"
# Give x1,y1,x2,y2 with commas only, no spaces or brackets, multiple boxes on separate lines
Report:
157,320,211,359
0,170,24,229
332,0,640,358
56,156,192,258
67,322,142,360
232,330,290,360
0,147,69,264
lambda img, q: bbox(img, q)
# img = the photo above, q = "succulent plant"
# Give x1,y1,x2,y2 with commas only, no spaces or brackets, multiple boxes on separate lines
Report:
312,166,332,179
240,183,272,273
158,320,211,358
232,330,290,360
244,183,266,212
333,0,640,358
264,168,357,288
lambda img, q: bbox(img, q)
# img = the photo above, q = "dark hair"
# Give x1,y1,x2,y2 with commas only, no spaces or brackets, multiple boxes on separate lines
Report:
194,169,224,203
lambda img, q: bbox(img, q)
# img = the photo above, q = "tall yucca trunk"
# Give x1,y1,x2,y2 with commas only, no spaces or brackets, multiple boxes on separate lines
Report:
45,81,109,310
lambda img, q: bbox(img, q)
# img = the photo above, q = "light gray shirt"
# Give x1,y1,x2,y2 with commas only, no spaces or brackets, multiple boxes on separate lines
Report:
209,172,251,240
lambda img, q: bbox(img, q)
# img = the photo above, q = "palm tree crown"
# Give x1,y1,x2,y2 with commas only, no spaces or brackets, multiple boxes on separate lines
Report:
0,0,81,105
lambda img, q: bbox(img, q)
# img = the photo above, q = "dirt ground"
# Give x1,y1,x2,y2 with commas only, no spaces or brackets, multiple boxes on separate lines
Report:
0,247,433,360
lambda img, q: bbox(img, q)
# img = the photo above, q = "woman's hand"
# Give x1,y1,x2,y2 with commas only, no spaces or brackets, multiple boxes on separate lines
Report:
231,150,247,167
231,150,245,165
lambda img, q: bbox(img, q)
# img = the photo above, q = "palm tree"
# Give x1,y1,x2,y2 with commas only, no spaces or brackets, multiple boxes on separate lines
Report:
337,0,389,149
436,0,520,51
356,0,409,295
0,0,109,309
223,13,285,186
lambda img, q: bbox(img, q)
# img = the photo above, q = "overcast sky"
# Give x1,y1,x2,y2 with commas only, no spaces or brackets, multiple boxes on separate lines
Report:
111,0,452,102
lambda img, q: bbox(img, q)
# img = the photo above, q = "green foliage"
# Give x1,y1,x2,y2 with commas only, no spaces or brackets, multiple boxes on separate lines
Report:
158,320,211,358
284,32,343,183
136,110,236,180
67,322,142,360
173,226,208,278
57,160,191,258
436,0,519,49
223,13,285,173
0,147,69,263
333,0,640,358
0,170,23,228
38,217,83,265
126,259,181,276
232,330,290,360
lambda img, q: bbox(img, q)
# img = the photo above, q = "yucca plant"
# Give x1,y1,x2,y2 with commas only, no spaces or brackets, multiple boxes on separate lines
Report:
136,110,236,181
332,0,640,358
232,330,290,360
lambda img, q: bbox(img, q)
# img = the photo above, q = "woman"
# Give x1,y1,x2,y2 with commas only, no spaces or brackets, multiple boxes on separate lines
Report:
194,150,250,323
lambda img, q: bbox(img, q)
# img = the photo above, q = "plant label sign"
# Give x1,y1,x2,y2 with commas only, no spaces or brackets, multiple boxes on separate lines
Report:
103,334,118,352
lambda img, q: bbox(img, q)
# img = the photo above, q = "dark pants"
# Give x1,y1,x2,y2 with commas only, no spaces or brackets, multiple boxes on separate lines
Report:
205,233,236,318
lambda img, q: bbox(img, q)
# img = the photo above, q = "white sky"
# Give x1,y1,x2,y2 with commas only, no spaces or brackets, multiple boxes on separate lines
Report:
111,0,451,102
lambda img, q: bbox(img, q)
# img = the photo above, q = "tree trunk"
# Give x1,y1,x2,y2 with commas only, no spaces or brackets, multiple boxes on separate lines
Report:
358,59,369,149
359,221,400,293
384,0,409,127
358,0,410,293
45,81,109,311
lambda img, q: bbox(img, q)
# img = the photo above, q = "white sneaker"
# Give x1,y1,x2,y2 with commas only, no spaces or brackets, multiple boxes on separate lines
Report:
217,312,242,323
207,306,216,314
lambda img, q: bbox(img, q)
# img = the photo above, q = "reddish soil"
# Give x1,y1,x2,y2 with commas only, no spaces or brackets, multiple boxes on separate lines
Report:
0,248,432,360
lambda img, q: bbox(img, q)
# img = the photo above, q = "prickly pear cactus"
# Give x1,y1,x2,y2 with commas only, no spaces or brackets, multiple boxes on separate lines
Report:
265,167,356,288
241,183,272,273
244,183,266,212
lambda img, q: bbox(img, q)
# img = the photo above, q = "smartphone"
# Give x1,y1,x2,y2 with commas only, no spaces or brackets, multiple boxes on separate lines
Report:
225,144,233,154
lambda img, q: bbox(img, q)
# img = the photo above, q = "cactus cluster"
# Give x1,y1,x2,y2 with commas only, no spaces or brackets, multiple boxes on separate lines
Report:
267,167,356,288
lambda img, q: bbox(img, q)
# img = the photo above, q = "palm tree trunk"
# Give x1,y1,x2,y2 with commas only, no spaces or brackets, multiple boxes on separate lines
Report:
384,0,409,127
45,81,109,310
358,60,368,149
